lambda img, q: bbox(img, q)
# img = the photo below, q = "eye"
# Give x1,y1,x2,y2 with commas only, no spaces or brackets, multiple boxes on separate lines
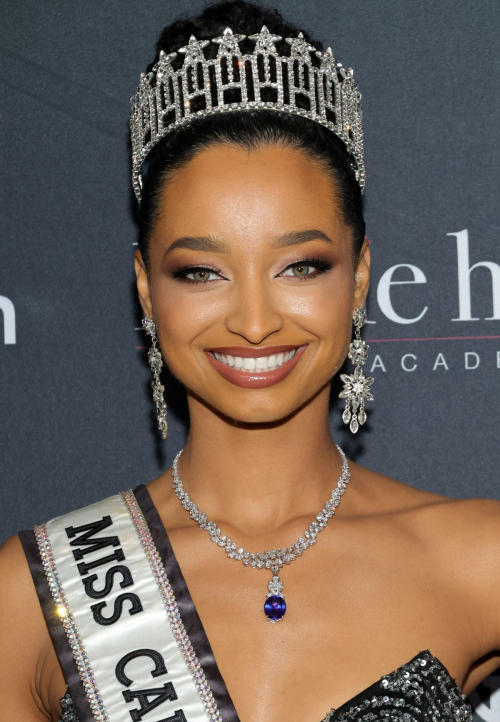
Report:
172,266,224,284
187,269,221,283
280,258,332,280
282,263,315,277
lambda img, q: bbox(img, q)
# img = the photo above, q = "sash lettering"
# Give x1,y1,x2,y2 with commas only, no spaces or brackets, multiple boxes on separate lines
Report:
37,492,217,721
65,516,144,625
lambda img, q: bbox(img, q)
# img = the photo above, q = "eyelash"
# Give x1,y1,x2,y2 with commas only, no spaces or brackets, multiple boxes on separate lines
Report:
171,257,333,285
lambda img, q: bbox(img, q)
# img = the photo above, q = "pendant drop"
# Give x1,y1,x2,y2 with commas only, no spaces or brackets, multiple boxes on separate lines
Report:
264,575,286,622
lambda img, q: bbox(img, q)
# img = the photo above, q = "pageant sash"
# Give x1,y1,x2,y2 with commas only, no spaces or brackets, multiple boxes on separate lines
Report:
31,489,225,722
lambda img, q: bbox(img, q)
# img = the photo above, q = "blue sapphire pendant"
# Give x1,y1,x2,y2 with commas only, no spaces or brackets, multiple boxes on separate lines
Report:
264,575,286,622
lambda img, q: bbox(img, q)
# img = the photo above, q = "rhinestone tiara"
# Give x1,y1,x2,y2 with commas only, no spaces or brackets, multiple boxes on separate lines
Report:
130,25,365,201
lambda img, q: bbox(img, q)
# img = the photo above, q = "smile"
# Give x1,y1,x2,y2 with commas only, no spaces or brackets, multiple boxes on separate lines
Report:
212,348,298,372
204,344,308,389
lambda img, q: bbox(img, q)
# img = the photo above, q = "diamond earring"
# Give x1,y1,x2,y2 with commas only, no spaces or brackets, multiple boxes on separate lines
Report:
142,316,168,440
339,307,374,434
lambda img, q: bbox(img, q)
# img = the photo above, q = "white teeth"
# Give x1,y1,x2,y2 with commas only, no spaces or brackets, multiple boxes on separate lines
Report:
212,348,300,373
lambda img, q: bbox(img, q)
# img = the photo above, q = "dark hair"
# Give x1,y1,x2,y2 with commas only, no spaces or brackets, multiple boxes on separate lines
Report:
137,0,365,270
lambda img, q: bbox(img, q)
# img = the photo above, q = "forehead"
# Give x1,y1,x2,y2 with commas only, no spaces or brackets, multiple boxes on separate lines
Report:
154,144,345,244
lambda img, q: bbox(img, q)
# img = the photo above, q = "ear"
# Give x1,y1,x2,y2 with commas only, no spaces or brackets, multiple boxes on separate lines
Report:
134,249,154,319
352,238,371,312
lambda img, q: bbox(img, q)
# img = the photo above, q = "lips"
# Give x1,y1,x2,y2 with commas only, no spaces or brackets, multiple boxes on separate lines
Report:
204,344,307,388
213,347,298,373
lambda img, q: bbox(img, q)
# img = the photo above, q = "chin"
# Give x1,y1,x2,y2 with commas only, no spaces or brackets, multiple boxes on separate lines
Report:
190,382,326,427
217,403,304,427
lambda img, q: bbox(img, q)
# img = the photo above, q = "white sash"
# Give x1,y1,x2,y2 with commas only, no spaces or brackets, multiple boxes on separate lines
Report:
34,490,222,722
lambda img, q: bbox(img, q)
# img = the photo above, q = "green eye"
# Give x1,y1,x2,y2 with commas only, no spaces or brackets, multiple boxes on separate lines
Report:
280,258,332,280
192,270,211,282
185,268,221,283
282,263,313,277
292,264,310,276
172,265,225,284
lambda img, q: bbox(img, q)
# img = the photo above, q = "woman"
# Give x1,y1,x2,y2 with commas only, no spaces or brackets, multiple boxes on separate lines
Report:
1,1,499,720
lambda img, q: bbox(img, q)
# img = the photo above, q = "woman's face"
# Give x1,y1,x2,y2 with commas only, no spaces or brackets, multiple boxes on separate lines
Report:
135,143,370,424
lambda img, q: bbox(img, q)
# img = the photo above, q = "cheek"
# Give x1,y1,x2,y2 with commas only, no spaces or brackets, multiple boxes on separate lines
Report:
152,278,223,347
280,271,354,343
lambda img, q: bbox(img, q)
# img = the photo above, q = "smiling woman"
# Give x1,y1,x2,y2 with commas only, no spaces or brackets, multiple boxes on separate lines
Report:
1,1,500,721
136,142,366,421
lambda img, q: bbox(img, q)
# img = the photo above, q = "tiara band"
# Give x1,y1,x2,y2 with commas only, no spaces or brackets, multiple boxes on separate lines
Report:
130,25,365,201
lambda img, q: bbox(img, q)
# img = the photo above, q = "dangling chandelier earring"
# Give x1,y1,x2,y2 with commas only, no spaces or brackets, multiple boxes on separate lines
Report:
142,316,168,439
339,307,374,434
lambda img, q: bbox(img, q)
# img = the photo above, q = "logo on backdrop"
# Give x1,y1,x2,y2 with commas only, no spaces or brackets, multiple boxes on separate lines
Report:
364,228,500,373
0,295,15,345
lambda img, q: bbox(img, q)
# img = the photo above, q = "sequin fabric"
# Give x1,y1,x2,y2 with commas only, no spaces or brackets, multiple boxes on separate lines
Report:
59,690,79,721
321,651,473,721
58,650,473,722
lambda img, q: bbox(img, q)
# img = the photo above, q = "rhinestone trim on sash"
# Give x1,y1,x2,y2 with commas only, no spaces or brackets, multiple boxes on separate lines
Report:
120,490,223,722
34,523,108,721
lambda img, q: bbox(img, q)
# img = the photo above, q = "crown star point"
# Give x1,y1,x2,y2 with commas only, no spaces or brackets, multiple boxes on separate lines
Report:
178,35,210,62
285,32,316,60
248,25,282,53
316,46,338,71
156,50,177,80
159,49,177,61
213,26,246,54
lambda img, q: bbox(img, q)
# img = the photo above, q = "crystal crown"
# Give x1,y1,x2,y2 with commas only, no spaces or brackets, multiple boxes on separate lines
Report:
130,26,365,201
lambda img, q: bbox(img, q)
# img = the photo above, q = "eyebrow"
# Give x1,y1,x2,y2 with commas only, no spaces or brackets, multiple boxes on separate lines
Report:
163,229,334,257
271,229,334,249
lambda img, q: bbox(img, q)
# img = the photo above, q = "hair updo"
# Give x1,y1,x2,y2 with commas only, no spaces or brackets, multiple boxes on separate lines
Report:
137,0,365,271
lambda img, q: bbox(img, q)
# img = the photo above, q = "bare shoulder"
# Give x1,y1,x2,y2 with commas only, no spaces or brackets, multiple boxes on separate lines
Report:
354,463,500,651
0,533,59,719
353,460,500,529
412,491,500,586
352,462,500,589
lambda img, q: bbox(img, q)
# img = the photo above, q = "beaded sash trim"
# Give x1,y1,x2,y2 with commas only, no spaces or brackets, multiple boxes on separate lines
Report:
34,523,108,720
120,490,222,722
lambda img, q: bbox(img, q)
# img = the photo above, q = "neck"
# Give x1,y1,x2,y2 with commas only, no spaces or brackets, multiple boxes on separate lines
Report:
174,385,345,535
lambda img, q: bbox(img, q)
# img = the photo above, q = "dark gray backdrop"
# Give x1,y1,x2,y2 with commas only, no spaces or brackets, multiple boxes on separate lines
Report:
1,0,499,718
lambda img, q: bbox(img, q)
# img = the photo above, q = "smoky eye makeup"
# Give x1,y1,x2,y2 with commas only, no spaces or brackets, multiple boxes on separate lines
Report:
171,265,225,284
169,256,334,285
279,256,333,280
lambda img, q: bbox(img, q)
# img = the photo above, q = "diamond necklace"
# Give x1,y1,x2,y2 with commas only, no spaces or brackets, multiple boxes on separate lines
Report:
171,444,351,623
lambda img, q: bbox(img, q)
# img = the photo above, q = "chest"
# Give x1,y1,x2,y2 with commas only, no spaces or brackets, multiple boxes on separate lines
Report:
165,522,470,722
41,491,474,722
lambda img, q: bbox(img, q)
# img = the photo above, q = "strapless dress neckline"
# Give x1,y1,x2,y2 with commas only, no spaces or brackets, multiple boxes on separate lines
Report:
59,647,473,721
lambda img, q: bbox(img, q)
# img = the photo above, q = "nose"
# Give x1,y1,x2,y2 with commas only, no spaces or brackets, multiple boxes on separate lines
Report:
224,274,284,344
